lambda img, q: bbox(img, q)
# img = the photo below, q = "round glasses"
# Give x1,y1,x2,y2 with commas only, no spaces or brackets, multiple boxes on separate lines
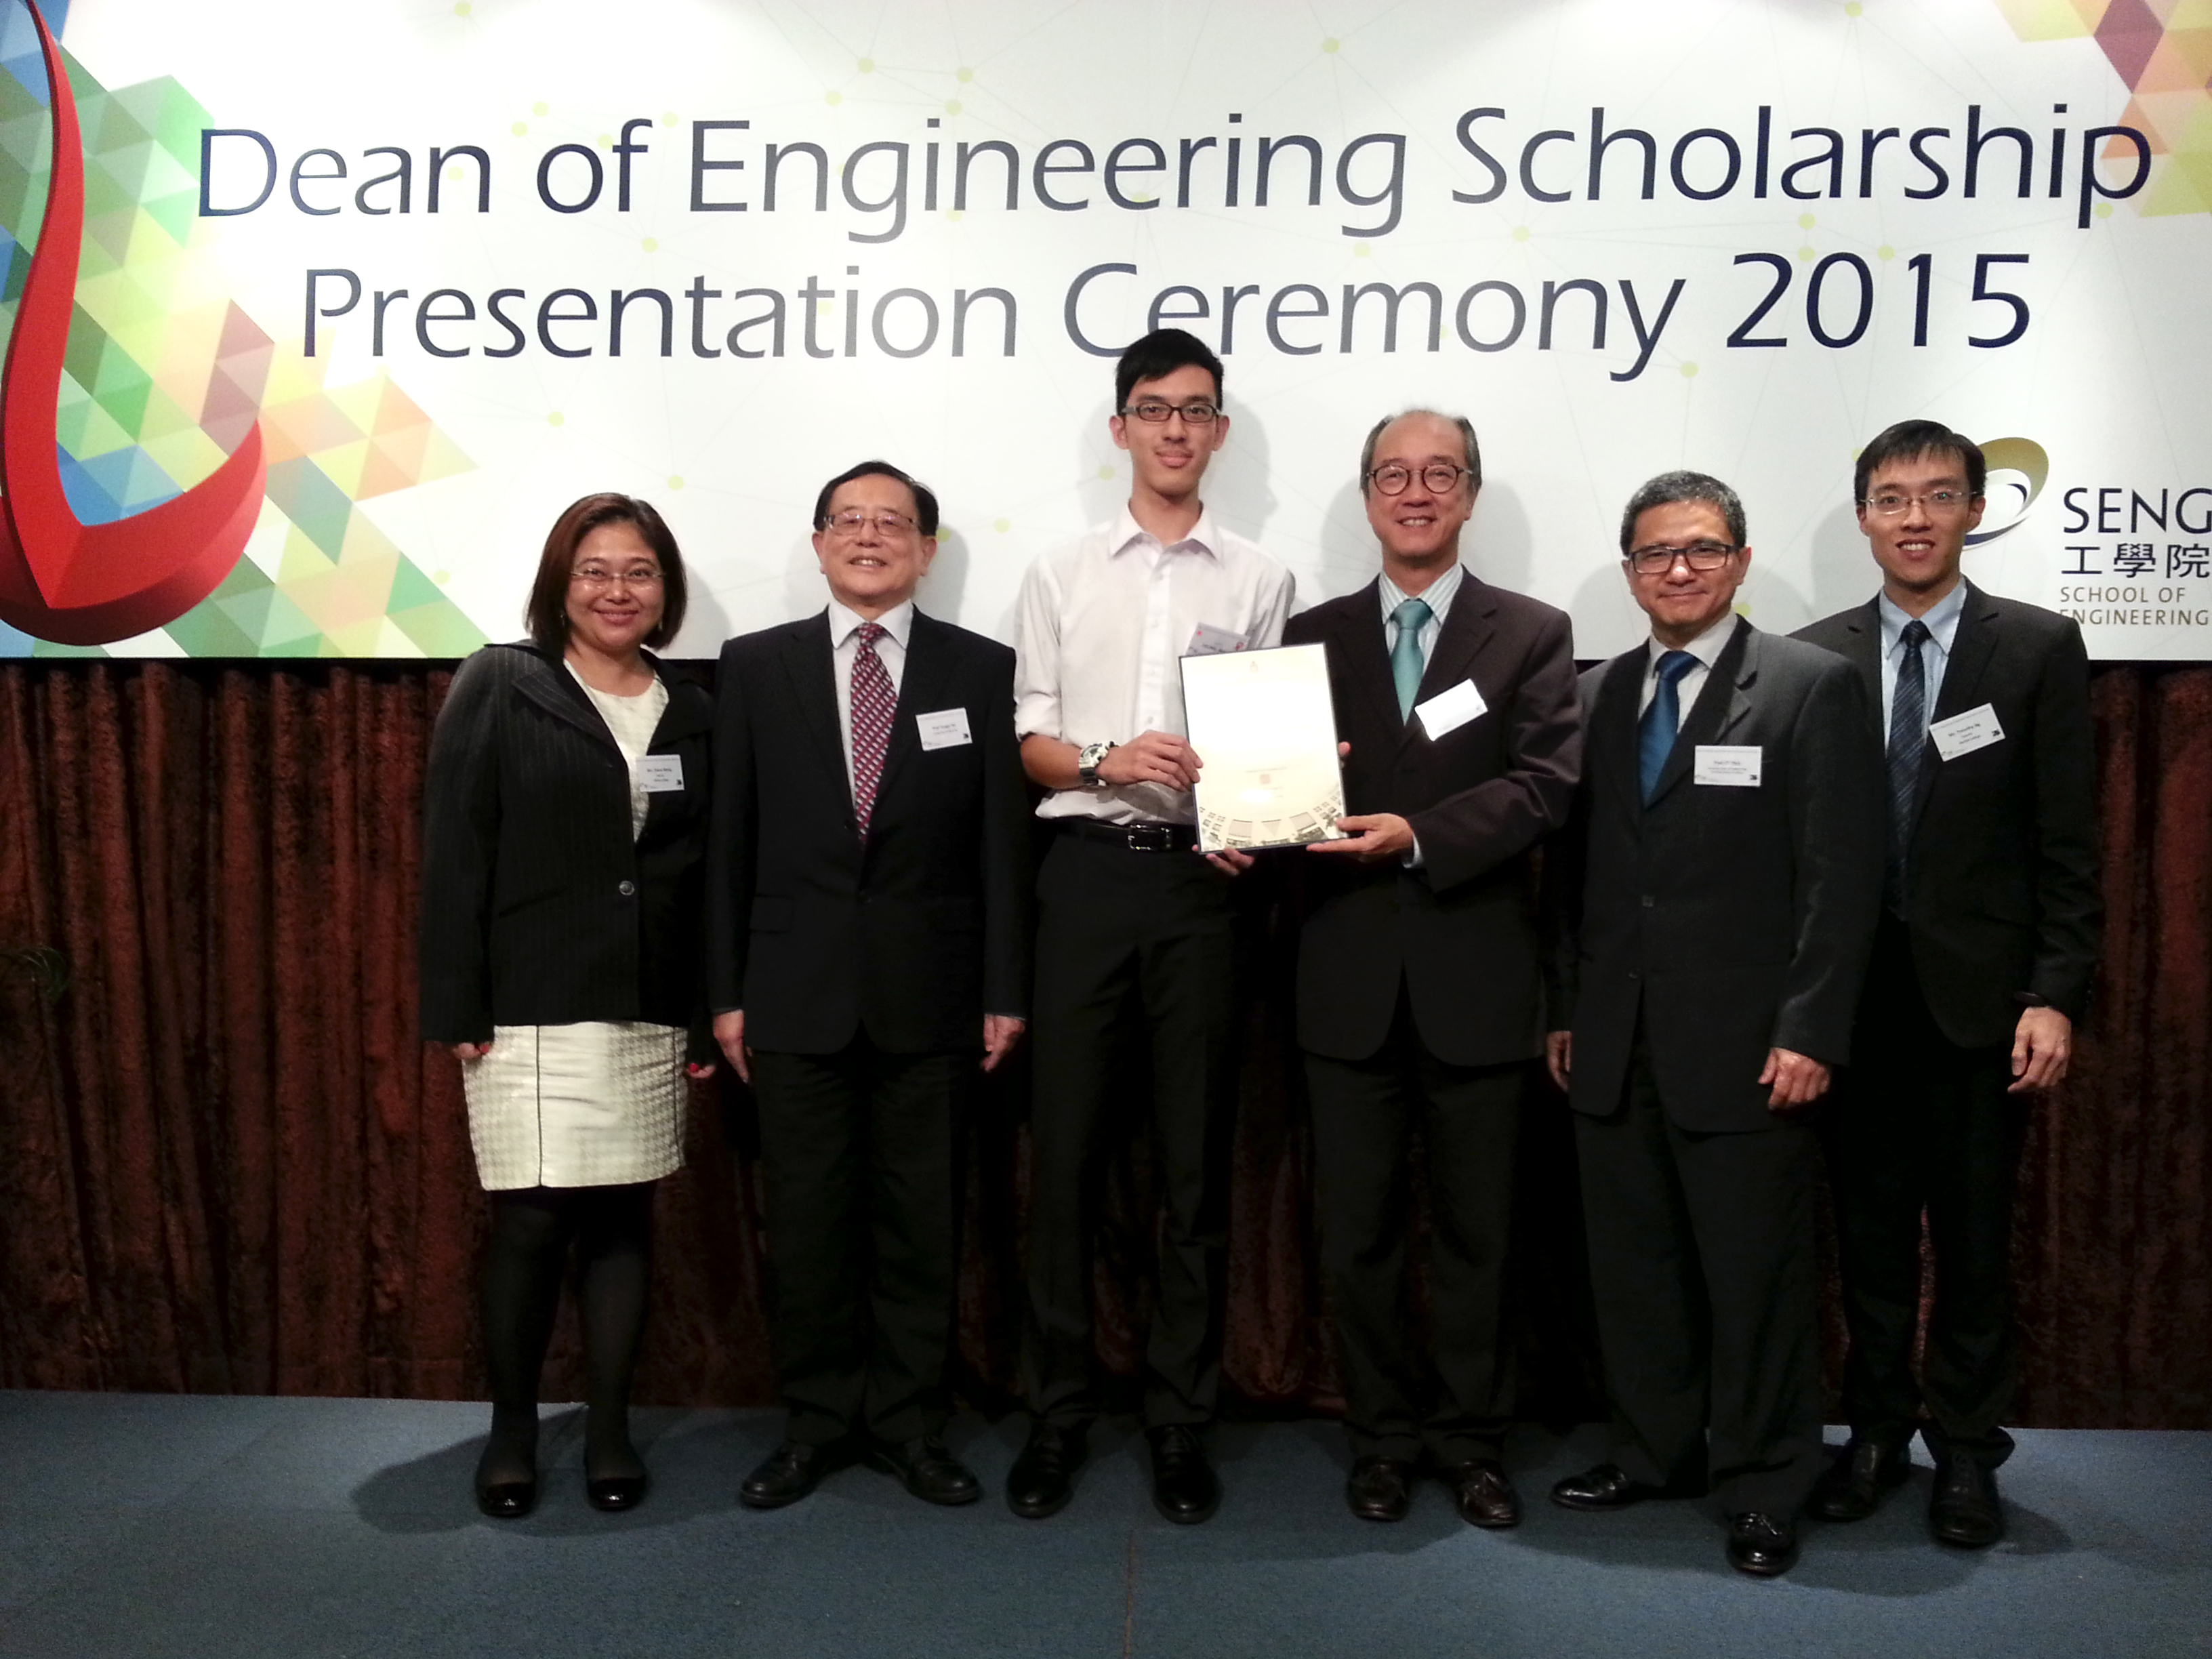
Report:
1367,462,1470,496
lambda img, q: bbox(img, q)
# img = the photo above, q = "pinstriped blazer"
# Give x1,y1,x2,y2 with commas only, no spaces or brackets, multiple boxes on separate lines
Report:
419,640,714,1046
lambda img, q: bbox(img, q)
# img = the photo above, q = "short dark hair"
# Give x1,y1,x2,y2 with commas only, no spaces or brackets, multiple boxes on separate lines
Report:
1618,470,1748,552
1115,327,1223,411
811,459,940,538
1358,409,1482,496
1853,419,1986,502
525,493,687,653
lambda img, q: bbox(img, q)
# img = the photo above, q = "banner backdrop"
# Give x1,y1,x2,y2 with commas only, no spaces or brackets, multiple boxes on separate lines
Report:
1,0,2207,660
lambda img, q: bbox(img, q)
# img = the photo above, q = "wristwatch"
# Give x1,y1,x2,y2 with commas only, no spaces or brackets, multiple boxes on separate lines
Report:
1077,740,1115,787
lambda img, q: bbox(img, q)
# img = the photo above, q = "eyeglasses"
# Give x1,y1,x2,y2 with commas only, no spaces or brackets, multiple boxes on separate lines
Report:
821,509,918,537
1367,462,1471,496
1860,489,1974,516
1120,398,1221,425
571,565,664,588
1626,540,1738,574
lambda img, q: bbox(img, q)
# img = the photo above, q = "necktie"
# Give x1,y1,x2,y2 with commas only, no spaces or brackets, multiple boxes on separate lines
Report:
1391,597,1433,719
1637,650,1697,804
1885,618,1931,912
850,620,895,838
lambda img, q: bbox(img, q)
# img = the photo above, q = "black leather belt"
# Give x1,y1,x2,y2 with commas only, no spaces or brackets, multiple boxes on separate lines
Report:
1058,817,1199,853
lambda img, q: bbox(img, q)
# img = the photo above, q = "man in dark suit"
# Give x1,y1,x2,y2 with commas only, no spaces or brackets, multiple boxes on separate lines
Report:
707,459,1032,1510
1545,470,1882,1576
1284,409,1580,1528
1795,420,2099,1547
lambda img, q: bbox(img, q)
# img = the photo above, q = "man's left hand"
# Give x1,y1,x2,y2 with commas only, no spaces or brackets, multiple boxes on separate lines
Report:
1759,1046,1831,1111
2009,1005,2072,1093
1308,813,1416,863
982,1014,1027,1073
1202,847,1256,876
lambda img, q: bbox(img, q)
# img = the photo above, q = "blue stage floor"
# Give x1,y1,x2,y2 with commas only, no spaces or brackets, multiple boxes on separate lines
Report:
0,1391,2205,1658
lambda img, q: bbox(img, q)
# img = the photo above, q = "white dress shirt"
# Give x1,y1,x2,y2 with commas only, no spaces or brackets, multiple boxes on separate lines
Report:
1877,581,1966,733
1638,609,1740,730
1015,506,1294,825
827,597,913,796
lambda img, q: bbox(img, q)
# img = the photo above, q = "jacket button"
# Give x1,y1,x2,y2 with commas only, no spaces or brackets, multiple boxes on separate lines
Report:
618,880,636,897
1641,895,1654,908
1626,970,1641,981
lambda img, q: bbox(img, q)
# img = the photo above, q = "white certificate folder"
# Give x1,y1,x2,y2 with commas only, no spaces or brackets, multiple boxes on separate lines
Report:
1179,642,1349,853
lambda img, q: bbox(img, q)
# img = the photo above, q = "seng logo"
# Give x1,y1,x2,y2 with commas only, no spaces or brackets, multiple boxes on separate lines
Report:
1967,436,2047,548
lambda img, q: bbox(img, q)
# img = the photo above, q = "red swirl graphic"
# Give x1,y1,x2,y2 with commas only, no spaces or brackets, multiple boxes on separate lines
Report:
0,0,265,646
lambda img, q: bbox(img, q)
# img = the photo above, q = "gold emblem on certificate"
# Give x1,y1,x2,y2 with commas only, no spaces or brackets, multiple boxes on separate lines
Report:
1179,642,1348,853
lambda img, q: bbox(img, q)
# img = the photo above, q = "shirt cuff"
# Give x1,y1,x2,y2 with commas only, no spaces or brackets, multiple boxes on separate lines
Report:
1402,835,1425,870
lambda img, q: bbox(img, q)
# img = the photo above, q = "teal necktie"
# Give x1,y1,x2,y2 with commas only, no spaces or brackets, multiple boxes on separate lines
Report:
1391,597,1433,719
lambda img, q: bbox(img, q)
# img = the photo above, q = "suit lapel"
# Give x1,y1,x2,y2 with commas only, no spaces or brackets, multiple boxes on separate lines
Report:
780,612,857,830
1647,619,1755,807
869,609,946,823
1399,570,1494,752
1593,650,1645,825
514,649,618,749
1835,598,1884,745
1328,579,1404,742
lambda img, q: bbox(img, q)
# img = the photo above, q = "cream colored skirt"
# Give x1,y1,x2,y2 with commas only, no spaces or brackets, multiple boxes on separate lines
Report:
462,1021,687,1190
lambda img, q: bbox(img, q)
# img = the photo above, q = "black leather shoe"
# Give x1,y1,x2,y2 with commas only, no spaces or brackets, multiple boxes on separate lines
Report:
1727,1511,1799,1577
1549,1462,1701,1511
1006,1422,1086,1520
474,1475,536,1519
866,1434,983,1506
1147,1425,1221,1525
473,1425,537,1520
586,1472,647,1513
1809,1437,1911,1522
1440,1458,1522,1529
740,1440,838,1509
1347,1455,1414,1522
1929,1458,2003,1548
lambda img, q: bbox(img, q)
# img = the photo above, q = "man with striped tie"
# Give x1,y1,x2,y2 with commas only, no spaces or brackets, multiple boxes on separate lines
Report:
708,460,1032,1511
1795,422,2099,1549
1542,470,1881,1576
1282,410,1581,1528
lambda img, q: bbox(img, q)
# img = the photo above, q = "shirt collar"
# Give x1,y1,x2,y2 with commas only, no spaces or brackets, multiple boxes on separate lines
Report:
1378,561,1465,625
827,597,915,649
1109,504,1221,562
1646,608,1738,673
1877,579,1967,657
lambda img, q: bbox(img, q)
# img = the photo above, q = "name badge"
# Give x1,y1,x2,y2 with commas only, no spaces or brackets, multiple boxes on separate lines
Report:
1415,678,1488,741
638,754,684,793
1694,745,1763,787
1185,623,1249,657
1928,703,2005,762
917,707,972,750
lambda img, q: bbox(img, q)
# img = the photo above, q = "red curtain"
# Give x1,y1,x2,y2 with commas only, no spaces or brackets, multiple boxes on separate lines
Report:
1,660,2205,1427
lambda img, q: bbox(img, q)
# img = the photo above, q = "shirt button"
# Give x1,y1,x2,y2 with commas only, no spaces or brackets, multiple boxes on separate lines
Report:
618,880,636,897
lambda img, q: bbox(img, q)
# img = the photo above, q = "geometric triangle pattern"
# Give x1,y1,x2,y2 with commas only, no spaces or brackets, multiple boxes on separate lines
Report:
0,15,485,657
1993,0,2212,218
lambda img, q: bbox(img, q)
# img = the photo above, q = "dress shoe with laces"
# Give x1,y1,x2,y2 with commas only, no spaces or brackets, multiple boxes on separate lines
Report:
1808,1437,1911,1522
1727,1511,1799,1577
739,1440,840,1510
1006,1422,1086,1519
1929,1458,2003,1548
1146,1425,1221,1525
865,1434,983,1506
1441,1458,1522,1529
1549,1461,1702,1511
1347,1455,1414,1522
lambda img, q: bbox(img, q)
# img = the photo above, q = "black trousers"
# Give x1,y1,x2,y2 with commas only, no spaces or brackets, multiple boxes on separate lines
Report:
1827,916,2026,1468
1305,987,1523,1464
751,1038,966,1448
1021,827,1238,1429
1574,1025,1824,1517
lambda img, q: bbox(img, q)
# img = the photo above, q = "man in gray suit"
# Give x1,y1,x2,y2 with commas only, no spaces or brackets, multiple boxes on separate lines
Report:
1543,470,1882,1576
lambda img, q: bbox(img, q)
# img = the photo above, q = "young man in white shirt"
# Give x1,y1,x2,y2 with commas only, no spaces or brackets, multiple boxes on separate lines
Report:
1007,329,1294,1523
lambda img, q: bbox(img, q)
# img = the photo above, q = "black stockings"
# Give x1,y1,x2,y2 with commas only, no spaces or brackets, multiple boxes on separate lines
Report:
478,1183,655,1488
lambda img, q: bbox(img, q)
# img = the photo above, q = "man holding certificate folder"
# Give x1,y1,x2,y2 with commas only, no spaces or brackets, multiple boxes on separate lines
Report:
1284,410,1581,1527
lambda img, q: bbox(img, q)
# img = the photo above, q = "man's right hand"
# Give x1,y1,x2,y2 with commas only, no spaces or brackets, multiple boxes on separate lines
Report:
1544,1031,1572,1092
713,1009,752,1084
1097,731,1202,792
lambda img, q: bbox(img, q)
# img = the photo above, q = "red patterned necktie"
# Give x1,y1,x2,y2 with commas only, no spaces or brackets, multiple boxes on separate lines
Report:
850,620,895,838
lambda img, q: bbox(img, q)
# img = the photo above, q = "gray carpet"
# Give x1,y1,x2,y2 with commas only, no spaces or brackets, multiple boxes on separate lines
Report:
0,1391,2205,1658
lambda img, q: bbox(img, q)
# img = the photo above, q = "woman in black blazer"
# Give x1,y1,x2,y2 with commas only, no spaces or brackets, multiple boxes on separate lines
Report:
420,493,714,1519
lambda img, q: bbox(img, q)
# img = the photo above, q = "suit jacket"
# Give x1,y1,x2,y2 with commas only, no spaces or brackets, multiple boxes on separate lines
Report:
1284,574,1581,1067
419,640,715,1046
705,607,1031,1054
1546,623,1883,1132
1795,582,2100,1046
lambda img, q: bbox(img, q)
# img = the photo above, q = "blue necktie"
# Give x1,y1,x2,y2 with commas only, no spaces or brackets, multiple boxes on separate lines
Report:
1638,650,1697,804
1885,618,1931,912
1391,597,1432,720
